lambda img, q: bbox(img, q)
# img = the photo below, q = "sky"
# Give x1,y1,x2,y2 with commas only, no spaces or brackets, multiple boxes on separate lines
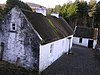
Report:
0,0,100,8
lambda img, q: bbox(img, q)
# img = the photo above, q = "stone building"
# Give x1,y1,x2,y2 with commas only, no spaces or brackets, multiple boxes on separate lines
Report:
0,6,73,72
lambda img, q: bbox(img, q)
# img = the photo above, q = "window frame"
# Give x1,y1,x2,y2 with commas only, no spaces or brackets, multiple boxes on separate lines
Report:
10,23,16,31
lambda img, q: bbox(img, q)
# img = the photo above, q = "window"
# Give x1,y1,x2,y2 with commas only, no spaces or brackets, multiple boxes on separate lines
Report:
10,23,16,31
12,24,15,30
50,44,54,53
79,38,82,43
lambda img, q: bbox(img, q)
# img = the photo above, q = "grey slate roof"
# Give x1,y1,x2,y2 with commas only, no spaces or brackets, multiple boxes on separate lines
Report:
21,9,73,44
74,26,93,39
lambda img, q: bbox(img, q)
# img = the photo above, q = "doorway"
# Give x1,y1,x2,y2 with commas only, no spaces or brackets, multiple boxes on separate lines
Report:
0,42,4,60
88,40,93,48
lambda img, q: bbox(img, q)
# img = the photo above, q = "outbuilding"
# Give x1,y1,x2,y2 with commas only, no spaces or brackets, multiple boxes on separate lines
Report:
73,26,98,48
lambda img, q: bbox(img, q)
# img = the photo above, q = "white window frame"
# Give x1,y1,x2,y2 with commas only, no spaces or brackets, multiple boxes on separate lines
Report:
10,23,16,31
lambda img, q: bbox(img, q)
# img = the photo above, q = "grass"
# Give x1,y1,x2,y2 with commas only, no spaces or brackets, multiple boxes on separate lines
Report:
47,18,60,34
0,61,38,75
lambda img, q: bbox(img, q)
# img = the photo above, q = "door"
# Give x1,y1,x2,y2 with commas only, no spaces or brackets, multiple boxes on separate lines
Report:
88,40,93,48
0,42,4,60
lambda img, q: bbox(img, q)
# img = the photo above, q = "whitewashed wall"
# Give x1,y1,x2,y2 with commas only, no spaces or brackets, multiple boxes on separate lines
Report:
73,37,97,48
81,38,89,47
73,37,88,47
39,35,73,72
93,40,97,48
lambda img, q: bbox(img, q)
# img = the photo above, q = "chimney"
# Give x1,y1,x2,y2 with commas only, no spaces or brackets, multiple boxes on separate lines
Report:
51,12,59,18
36,6,46,16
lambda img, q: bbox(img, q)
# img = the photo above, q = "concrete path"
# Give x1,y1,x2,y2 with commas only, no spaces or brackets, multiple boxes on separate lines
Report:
41,45,100,75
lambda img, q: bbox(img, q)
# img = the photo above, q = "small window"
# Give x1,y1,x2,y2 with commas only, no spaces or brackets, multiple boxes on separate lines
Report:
50,44,54,53
79,38,82,43
12,24,15,30
10,23,16,31
62,40,64,46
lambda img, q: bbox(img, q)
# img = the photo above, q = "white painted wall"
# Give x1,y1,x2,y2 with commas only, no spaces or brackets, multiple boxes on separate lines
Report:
81,38,89,47
73,37,88,47
93,40,97,49
73,37,97,48
39,35,73,72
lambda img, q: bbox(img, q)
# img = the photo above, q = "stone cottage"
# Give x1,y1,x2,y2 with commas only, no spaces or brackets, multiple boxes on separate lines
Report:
73,26,98,48
0,6,73,72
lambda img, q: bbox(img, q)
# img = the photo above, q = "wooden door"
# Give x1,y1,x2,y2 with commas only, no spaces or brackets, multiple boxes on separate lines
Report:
88,40,93,48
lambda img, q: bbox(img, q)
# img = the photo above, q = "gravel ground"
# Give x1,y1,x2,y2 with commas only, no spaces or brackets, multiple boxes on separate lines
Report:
0,44,100,75
41,44,100,75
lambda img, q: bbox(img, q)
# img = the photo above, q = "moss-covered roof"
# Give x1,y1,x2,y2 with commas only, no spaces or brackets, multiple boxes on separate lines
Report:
74,26,93,39
21,9,73,44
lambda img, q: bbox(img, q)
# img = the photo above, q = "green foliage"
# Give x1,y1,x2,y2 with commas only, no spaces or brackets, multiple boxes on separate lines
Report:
53,1,97,27
53,2,77,29
67,2,77,17
0,0,32,22
77,1,88,16
54,5,61,13
4,0,32,14
60,3,68,17
76,1,89,26
0,7,4,21
88,0,96,17
47,18,59,33
94,1,100,25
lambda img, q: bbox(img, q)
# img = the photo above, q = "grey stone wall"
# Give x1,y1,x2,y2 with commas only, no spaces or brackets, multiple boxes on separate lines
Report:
0,7,40,71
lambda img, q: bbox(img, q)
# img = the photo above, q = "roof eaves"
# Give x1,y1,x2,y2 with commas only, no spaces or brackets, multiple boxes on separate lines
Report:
19,8,43,41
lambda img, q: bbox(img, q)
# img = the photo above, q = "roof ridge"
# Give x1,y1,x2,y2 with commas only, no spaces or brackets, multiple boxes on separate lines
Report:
20,8,33,13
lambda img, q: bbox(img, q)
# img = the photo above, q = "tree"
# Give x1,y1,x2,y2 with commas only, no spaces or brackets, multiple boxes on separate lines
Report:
0,6,4,21
94,1,100,27
67,2,77,17
60,3,68,18
66,2,77,29
54,5,62,13
76,1,88,26
53,1,98,28
53,2,77,29
53,2,73,18
88,0,96,27
88,0,96,17
4,0,32,14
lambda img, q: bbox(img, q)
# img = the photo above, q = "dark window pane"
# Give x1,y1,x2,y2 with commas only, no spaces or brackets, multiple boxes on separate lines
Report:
79,38,82,43
12,23,16,30
12,27,15,30
12,24,15,26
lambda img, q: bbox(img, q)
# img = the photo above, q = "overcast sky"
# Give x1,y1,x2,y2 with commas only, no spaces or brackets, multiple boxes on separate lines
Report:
0,0,100,8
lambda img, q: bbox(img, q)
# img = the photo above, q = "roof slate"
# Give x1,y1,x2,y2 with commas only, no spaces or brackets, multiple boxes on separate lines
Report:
74,26,93,39
21,9,73,44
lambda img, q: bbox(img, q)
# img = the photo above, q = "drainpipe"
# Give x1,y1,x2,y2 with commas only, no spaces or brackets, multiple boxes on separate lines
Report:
68,37,72,55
